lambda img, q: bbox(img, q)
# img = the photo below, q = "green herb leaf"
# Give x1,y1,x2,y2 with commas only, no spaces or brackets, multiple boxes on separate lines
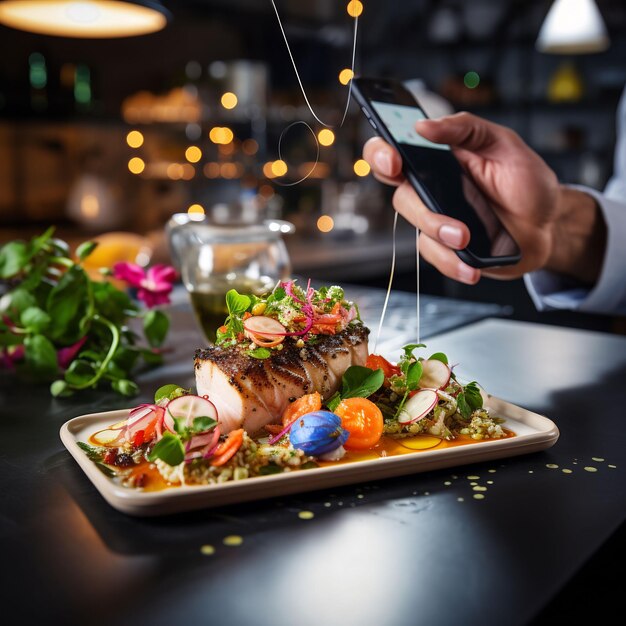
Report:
24,334,58,378
0,241,30,278
20,306,51,333
463,381,483,411
340,365,385,400
64,359,97,386
226,289,251,316
50,380,72,397
326,391,342,412
266,286,286,304
77,441,105,462
402,343,426,359
111,379,139,397
246,347,271,359
2,288,36,315
154,383,183,403
143,310,169,348
406,360,423,391
457,393,472,419
193,416,217,432
148,431,184,466
428,352,449,365
76,241,98,261
46,265,89,343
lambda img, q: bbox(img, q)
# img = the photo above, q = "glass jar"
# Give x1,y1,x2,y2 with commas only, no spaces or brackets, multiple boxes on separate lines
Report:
166,214,295,343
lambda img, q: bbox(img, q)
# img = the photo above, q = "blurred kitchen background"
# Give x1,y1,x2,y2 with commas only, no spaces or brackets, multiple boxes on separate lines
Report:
1,0,625,330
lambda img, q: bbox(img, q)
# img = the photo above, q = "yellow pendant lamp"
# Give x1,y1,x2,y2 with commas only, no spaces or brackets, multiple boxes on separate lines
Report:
0,0,170,38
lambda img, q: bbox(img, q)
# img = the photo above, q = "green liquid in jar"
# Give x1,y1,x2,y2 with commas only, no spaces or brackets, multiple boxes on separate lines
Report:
189,277,275,344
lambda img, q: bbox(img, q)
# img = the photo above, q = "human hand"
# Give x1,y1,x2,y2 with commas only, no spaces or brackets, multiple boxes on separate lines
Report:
363,112,603,284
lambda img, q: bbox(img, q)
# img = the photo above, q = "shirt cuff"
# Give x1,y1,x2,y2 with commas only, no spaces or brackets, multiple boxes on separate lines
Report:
525,185,626,315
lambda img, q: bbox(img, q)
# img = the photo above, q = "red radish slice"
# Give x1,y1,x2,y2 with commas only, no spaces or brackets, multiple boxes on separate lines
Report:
166,395,218,429
126,405,164,439
398,389,438,424
243,316,286,347
419,359,451,390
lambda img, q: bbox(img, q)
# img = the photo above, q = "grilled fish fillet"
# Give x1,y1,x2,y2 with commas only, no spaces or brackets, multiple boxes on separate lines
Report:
194,325,369,435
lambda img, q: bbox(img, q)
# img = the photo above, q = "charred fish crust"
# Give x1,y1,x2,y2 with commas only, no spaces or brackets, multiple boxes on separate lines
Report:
270,363,307,388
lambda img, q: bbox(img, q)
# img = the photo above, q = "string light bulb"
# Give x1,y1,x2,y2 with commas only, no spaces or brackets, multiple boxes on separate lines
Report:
338,68,354,85
271,160,288,177
317,129,335,146
347,1,363,18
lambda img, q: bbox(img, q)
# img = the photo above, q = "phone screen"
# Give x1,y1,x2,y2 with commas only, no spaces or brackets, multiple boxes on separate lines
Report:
370,100,520,262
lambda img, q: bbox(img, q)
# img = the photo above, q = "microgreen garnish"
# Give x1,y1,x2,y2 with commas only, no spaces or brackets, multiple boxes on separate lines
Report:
147,431,185,466
327,365,384,411
214,280,360,351
457,381,483,419
154,384,189,403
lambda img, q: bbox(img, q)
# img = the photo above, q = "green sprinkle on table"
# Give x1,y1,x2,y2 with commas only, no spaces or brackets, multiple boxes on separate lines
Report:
223,535,243,546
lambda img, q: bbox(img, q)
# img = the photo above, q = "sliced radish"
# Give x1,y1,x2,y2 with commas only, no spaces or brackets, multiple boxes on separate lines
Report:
126,405,164,439
398,389,438,424
243,316,286,347
419,359,451,390
166,395,218,429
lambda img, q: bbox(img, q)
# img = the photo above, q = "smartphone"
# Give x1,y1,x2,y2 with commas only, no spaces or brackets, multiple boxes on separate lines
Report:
352,76,521,268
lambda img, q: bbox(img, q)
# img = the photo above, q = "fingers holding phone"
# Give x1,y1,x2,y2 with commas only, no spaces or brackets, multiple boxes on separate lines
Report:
392,181,480,284
363,137,404,186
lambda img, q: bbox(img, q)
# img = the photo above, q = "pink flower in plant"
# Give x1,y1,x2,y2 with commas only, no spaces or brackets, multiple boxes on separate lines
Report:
0,345,25,369
57,336,87,369
113,262,177,308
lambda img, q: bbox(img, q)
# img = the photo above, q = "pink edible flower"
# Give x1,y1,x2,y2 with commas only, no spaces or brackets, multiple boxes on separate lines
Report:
57,337,87,369
0,345,25,369
113,262,177,308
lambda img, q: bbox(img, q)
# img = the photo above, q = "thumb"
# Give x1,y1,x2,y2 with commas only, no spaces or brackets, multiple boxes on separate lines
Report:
416,112,510,156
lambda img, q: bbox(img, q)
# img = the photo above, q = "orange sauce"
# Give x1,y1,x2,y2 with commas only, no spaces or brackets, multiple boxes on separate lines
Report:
319,429,516,466
88,428,515,492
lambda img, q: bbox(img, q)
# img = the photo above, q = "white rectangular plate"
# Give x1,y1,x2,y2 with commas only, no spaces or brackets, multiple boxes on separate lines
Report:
60,395,559,517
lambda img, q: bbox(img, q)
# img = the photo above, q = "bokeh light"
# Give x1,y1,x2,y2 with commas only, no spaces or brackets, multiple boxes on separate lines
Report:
338,68,354,85
347,1,363,18
185,145,202,163
221,92,238,109
128,157,145,174
126,130,144,148
353,159,371,177
270,160,288,177
187,203,205,215
464,71,480,89
242,138,259,155
318,129,335,146
317,215,335,233
209,126,234,144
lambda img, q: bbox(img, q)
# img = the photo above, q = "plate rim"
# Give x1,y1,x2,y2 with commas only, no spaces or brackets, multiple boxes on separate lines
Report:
59,395,559,516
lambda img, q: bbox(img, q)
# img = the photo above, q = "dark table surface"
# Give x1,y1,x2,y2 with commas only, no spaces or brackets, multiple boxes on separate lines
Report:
1,285,624,626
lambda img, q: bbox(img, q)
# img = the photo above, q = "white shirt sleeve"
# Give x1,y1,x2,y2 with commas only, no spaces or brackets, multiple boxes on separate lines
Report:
524,86,626,316
524,188,626,315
